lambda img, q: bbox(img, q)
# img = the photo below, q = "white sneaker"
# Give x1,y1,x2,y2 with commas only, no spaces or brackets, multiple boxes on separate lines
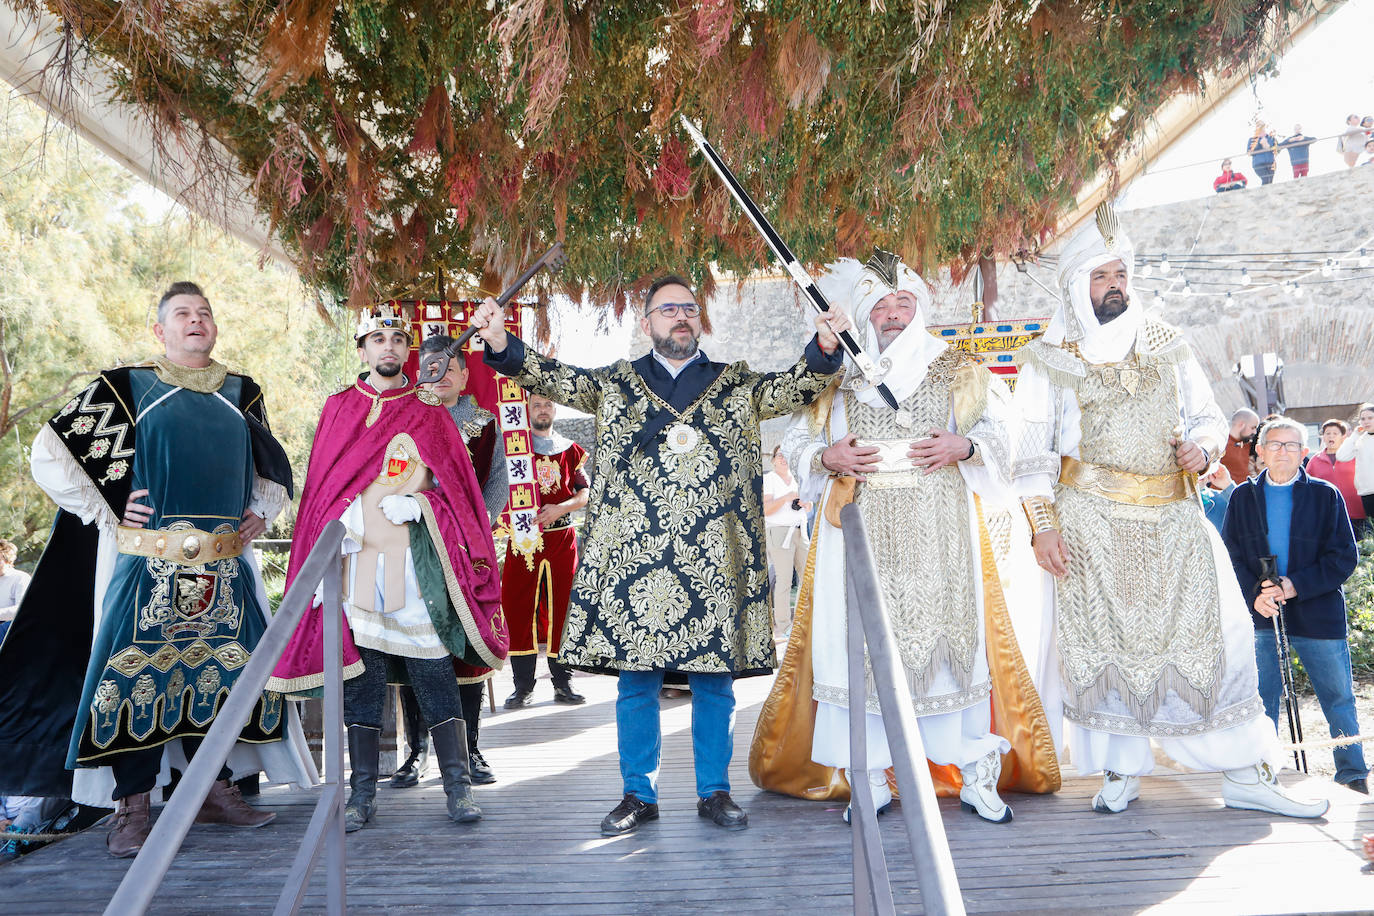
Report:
1222,763,1329,819
843,770,893,824
959,750,1013,823
1092,771,1141,814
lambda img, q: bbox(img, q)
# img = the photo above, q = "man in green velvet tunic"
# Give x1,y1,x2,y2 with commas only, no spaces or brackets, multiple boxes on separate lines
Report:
473,275,850,835
5,282,306,859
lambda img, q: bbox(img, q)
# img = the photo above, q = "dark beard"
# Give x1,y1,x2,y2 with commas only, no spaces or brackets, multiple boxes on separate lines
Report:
1091,290,1128,323
531,419,553,432
651,324,699,360
374,362,402,378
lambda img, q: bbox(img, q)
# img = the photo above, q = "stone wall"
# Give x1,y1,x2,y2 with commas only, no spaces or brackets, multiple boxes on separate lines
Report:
689,166,1374,419
931,166,1374,415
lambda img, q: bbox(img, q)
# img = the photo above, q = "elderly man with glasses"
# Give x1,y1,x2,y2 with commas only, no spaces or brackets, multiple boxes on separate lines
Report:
1222,417,1368,795
471,274,849,836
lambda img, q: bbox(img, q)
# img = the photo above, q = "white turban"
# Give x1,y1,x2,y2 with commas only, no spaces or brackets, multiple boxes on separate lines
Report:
1043,204,1141,365
817,250,946,407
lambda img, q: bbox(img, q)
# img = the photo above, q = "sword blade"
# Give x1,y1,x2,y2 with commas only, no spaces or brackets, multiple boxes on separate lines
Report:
679,116,899,411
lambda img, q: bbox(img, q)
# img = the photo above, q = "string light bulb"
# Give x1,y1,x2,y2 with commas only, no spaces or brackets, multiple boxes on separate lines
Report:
1180,279,1192,298
1137,261,1153,278
1225,291,1234,306
1360,248,1370,268
1153,290,1164,308
1292,282,1304,299
1240,268,1251,286
1158,253,1171,275
1321,258,1334,278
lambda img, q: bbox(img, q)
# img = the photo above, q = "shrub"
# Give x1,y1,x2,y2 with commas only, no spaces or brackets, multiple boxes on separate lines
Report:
1344,533,1374,678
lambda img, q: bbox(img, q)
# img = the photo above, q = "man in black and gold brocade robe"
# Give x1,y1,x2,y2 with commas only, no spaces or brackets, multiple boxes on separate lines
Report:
473,274,850,836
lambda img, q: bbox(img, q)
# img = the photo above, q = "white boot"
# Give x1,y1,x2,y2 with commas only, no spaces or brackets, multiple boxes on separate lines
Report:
843,769,893,824
1222,762,1329,819
1092,771,1140,814
959,750,1012,823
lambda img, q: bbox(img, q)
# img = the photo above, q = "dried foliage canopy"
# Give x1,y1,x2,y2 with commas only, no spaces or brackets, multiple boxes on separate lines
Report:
19,0,1289,312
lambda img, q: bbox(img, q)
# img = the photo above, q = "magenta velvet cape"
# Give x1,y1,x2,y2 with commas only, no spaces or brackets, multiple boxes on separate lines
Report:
267,377,507,694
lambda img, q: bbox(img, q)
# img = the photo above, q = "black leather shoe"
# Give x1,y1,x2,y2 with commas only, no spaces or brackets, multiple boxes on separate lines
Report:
600,794,659,836
503,689,533,710
1343,778,1369,795
697,791,748,830
553,685,586,705
470,750,496,785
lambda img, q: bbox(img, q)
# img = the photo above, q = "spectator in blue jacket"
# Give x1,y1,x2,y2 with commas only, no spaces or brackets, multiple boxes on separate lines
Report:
1280,125,1315,178
1247,123,1278,185
1221,417,1367,794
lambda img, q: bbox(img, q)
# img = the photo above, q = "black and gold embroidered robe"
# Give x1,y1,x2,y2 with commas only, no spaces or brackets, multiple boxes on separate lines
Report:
486,337,841,676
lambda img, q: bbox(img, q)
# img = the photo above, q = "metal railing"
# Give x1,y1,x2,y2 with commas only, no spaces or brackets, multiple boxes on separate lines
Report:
841,503,965,916
105,520,348,916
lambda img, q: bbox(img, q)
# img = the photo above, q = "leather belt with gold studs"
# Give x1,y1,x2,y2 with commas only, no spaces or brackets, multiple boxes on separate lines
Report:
116,525,243,565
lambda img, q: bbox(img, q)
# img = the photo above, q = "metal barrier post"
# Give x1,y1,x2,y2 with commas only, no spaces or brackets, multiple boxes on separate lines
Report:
105,521,346,916
272,534,347,916
848,560,895,915
841,503,966,916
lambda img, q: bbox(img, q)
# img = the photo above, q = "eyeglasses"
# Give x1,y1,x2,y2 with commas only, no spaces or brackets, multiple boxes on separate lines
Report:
646,302,700,319
1261,441,1303,453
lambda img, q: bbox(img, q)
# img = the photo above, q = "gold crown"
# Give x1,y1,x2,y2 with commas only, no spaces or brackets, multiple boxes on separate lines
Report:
355,303,412,342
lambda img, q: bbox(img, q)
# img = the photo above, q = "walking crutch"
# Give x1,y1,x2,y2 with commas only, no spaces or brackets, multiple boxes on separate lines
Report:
1259,555,1307,773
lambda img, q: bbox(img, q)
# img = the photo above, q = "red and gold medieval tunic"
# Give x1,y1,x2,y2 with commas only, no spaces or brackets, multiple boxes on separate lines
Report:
503,435,589,658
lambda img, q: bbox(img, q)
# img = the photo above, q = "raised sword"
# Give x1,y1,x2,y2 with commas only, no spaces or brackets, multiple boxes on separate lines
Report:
678,115,898,410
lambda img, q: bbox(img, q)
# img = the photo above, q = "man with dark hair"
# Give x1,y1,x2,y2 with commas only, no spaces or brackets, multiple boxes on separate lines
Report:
1013,208,1327,818
471,273,849,835
1222,417,1368,795
0,281,311,858
501,393,590,709
269,306,508,830
1213,159,1248,193
1221,408,1260,482
382,334,509,787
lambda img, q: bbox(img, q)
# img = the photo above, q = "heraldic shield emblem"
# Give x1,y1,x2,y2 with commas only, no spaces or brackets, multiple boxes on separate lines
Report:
165,569,221,638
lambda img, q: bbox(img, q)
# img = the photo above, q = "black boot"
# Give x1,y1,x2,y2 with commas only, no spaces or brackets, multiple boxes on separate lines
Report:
344,725,380,832
391,689,428,787
458,681,492,784
550,660,585,705
390,736,428,788
505,655,537,708
431,718,482,823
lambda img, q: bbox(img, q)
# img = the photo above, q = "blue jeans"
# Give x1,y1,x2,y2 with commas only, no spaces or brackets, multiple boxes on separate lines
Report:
616,670,735,804
1254,630,1369,785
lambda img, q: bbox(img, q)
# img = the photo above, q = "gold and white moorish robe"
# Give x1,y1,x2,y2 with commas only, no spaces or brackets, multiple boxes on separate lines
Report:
1012,319,1280,777
786,350,1025,770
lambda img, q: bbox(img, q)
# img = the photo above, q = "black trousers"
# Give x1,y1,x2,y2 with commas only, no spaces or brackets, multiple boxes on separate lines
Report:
398,680,485,752
345,646,461,731
511,653,572,692
110,737,232,801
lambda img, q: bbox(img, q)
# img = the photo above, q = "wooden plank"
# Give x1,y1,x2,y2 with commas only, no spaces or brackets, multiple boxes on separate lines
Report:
3,658,1371,915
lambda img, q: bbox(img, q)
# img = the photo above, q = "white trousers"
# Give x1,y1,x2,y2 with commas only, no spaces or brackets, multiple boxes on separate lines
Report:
812,699,1010,770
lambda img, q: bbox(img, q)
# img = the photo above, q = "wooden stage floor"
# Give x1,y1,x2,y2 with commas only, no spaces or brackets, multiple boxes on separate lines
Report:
3,662,1372,914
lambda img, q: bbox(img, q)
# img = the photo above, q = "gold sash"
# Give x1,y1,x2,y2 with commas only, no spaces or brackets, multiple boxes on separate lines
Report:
1059,455,1197,506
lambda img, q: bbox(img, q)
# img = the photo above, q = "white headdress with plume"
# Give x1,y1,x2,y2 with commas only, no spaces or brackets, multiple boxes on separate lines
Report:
818,249,946,407
1043,202,1140,364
